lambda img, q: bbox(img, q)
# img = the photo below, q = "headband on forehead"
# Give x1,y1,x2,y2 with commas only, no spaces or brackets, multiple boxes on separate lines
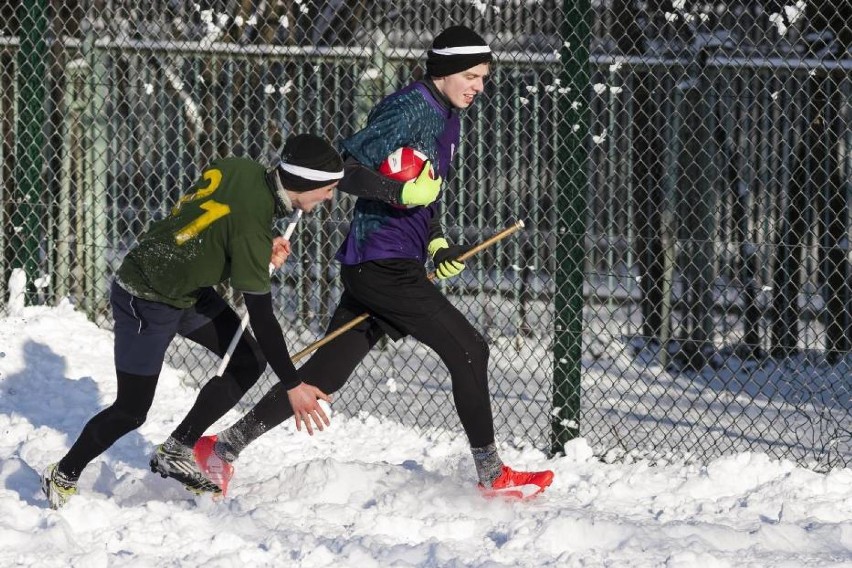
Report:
430,45,492,56
273,133,344,192
279,162,343,182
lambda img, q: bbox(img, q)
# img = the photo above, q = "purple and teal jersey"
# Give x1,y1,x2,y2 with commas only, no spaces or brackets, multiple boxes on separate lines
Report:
117,158,276,308
336,81,460,265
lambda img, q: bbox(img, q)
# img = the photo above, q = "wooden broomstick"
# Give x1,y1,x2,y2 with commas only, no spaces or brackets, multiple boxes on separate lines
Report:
290,220,526,364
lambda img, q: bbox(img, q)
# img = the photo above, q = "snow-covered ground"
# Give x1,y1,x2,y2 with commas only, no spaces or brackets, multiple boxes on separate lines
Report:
1,303,851,566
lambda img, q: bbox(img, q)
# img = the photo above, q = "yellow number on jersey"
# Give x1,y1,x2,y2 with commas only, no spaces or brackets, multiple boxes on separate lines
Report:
174,200,231,245
171,168,223,216
172,168,231,245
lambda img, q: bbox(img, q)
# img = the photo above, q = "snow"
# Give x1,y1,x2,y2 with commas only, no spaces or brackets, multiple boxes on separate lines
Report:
1,303,851,566
6,268,26,317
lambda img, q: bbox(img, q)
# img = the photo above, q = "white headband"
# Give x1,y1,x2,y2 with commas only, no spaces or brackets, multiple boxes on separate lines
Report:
430,45,492,56
279,162,343,181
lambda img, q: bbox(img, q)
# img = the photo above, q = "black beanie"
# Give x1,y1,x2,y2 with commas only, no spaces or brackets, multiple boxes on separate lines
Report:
426,25,492,78
277,133,343,192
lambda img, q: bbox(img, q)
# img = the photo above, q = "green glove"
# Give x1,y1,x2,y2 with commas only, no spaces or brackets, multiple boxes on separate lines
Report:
428,237,467,280
400,161,441,207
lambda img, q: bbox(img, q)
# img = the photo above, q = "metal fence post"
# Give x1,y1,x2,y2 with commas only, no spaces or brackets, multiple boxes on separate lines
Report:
57,61,87,302
635,72,666,341
677,77,716,368
658,84,682,369
12,0,48,303
80,33,109,319
771,90,813,357
0,52,6,308
552,0,590,454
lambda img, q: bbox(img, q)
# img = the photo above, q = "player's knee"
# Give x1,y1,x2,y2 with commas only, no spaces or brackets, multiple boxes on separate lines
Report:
110,404,148,433
321,373,349,396
227,348,266,392
471,330,490,365
298,364,350,395
110,371,156,432
230,354,266,380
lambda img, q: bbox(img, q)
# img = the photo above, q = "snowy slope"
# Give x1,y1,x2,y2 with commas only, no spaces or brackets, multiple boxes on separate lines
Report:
0,303,850,567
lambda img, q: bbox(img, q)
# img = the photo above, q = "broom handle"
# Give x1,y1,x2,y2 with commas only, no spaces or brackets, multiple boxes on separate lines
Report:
290,220,526,364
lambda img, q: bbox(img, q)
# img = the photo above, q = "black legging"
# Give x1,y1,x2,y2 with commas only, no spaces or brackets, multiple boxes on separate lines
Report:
227,293,495,448
58,308,265,479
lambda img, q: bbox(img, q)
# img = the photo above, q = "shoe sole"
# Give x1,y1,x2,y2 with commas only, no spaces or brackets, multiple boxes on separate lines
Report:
480,471,554,500
481,483,547,499
149,456,222,495
40,474,54,508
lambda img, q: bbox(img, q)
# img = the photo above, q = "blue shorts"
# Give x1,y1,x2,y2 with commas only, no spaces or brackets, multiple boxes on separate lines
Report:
110,280,229,376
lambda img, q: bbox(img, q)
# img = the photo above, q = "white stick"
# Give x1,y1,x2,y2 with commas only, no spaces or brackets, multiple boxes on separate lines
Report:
216,209,303,376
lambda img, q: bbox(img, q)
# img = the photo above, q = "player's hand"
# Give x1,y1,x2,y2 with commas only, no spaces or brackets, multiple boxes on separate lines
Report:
428,237,467,280
286,382,332,435
400,161,441,207
270,236,292,269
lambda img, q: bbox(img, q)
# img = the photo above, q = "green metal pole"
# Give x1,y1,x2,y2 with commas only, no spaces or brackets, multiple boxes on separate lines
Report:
0,57,6,307
552,0,590,454
86,40,110,319
57,63,86,302
13,0,48,302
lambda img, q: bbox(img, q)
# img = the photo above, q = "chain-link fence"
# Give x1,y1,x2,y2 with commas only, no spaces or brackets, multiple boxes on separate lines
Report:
2,1,850,470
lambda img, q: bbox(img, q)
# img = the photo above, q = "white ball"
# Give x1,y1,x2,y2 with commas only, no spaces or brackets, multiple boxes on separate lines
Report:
317,399,333,419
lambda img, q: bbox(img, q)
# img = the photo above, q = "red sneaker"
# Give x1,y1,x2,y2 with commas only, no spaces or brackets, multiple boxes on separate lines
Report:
479,465,554,500
193,435,234,496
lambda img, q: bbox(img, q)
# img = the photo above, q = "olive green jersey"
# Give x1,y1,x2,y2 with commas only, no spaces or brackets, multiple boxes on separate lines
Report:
117,157,277,308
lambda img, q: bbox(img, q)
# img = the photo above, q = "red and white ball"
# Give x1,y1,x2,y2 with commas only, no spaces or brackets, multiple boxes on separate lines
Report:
378,147,434,182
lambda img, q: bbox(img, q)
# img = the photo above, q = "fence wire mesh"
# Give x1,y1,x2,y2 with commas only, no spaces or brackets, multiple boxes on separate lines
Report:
2,1,850,470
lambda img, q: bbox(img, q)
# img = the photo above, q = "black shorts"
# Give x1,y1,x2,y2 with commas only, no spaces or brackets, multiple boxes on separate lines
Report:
111,280,228,375
340,259,458,341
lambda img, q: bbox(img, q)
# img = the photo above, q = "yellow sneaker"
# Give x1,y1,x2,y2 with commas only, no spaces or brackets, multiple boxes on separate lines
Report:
42,463,78,509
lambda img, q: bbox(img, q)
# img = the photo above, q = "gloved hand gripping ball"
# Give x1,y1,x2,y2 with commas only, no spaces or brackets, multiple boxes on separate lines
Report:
378,147,441,207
